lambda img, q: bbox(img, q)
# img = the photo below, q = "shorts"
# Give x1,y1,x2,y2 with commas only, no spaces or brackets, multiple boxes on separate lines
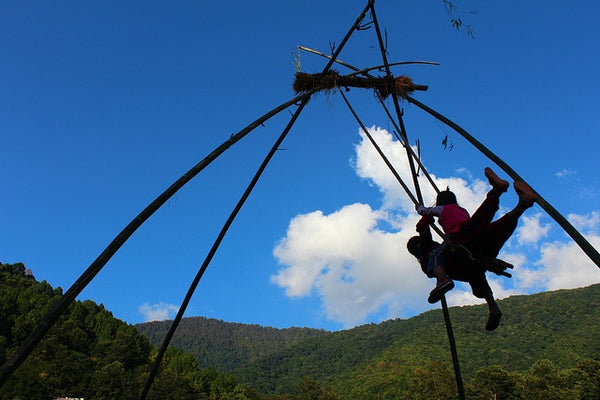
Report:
426,243,448,276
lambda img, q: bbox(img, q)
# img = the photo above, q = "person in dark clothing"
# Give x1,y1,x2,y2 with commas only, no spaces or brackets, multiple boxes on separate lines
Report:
407,172,537,331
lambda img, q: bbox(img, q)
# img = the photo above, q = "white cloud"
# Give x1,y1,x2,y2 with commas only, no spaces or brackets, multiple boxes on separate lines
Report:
555,168,576,178
271,203,430,328
508,212,600,292
352,126,488,212
537,236,600,290
516,213,551,245
271,126,600,328
568,211,600,234
445,283,485,307
139,302,179,322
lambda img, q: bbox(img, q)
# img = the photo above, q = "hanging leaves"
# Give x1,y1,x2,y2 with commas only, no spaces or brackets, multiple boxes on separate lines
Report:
442,135,454,151
443,0,475,38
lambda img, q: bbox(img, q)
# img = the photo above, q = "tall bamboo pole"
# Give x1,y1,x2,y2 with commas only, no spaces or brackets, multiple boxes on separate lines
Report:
0,90,315,387
369,3,425,205
441,297,467,399
367,6,467,397
139,2,375,398
405,94,600,270
140,97,312,400
297,45,600,270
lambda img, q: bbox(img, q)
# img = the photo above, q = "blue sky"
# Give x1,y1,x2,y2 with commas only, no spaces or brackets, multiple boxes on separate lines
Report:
2,1,600,332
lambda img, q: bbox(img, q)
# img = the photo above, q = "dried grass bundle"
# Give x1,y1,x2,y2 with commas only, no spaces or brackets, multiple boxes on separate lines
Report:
293,71,427,98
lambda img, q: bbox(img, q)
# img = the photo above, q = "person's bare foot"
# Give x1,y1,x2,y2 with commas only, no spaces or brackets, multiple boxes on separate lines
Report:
514,181,537,206
485,167,509,192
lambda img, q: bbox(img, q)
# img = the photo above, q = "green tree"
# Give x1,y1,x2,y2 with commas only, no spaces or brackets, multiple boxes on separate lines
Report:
468,365,520,400
517,359,579,400
405,361,458,400
295,377,339,400
560,359,600,400
88,361,137,400
146,368,199,400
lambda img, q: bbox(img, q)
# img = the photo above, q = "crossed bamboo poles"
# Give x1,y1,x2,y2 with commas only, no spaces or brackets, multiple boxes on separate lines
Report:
1,1,598,398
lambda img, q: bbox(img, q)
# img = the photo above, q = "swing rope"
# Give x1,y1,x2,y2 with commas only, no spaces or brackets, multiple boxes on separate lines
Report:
367,4,467,395
369,3,425,206
338,87,466,400
296,44,600,271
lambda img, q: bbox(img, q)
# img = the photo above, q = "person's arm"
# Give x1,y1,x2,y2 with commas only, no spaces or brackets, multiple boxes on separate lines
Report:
416,215,434,242
416,205,443,217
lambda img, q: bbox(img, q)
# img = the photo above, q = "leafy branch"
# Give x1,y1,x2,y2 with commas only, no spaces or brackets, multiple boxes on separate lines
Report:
442,0,476,38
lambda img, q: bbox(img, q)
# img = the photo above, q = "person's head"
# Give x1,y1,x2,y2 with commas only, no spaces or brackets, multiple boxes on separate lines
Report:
407,236,422,258
436,188,457,206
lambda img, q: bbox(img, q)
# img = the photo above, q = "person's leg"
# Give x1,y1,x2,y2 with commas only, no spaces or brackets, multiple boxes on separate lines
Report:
471,181,537,258
484,294,502,331
427,246,455,303
468,274,502,331
453,168,508,243
428,266,455,303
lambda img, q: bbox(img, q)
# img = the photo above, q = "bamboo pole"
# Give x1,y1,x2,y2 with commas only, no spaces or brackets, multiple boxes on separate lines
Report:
405,94,600,270
441,296,467,400
368,7,466,397
297,46,440,76
140,96,313,400
297,45,600,270
369,3,425,205
139,1,375,398
0,89,315,387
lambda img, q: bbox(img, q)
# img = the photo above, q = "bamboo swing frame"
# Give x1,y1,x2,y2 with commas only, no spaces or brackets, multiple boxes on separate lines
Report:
1,1,598,399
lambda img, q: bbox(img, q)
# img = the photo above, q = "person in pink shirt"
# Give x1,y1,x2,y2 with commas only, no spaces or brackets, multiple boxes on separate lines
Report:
408,168,537,330
416,167,509,242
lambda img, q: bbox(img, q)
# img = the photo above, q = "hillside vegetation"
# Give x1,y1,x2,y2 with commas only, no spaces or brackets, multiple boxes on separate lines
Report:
1,261,599,399
138,284,600,398
137,318,325,372
0,262,259,399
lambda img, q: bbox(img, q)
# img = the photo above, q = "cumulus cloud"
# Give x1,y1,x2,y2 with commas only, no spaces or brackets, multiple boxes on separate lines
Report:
271,203,429,327
538,235,600,290
271,126,600,328
568,211,600,234
516,213,551,245
352,126,488,211
139,302,179,322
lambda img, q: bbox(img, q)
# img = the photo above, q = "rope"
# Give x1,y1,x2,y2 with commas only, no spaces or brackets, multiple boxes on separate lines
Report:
338,88,417,205
404,94,600,271
338,85,466,400
369,3,425,206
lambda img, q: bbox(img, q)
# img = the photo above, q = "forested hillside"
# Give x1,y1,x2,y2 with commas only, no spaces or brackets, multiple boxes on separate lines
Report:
136,318,326,371
139,284,600,398
2,261,599,400
0,262,260,400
